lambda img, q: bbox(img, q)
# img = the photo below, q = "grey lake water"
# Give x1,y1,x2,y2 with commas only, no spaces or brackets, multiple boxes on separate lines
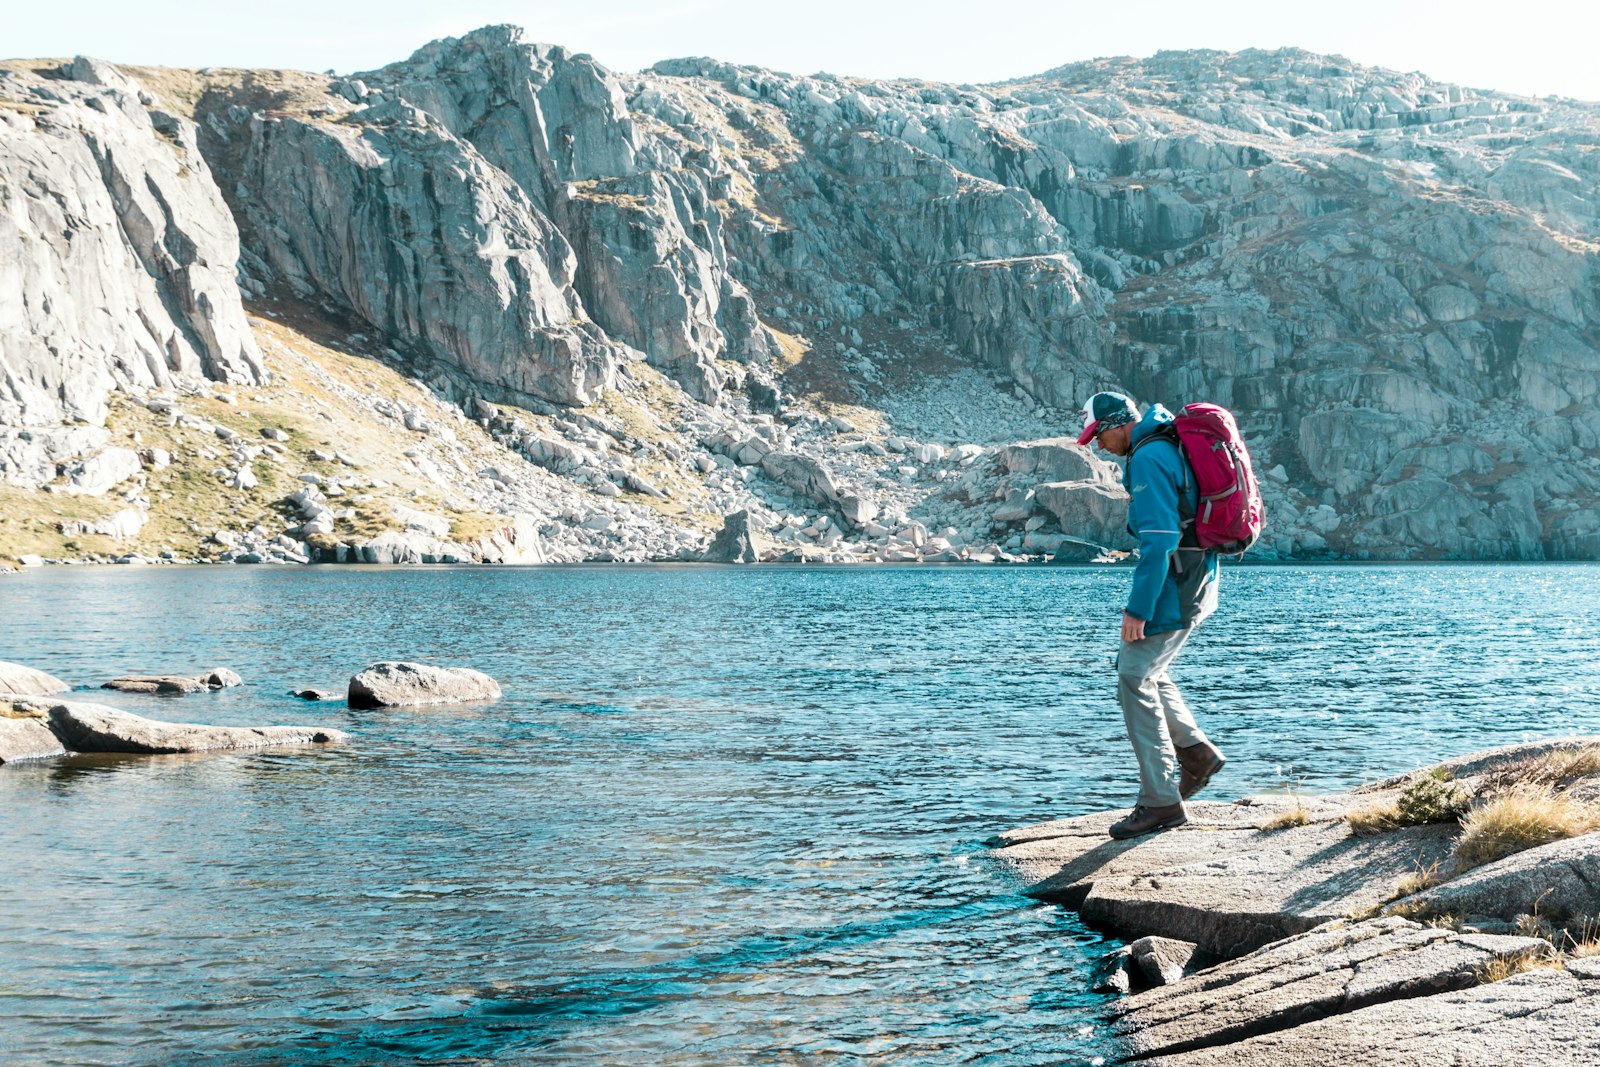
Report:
4,563,1600,1066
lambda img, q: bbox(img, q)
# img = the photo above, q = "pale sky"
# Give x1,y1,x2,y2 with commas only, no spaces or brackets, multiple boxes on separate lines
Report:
8,0,1600,101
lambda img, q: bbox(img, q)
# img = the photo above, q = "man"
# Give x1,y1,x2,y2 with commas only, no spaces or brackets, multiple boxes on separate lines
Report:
1076,391,1227,840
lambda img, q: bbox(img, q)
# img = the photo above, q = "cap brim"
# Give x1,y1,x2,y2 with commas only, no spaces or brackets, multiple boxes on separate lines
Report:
1076,420,1101,446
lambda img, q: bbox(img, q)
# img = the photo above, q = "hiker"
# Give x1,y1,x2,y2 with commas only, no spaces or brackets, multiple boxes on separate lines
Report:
1077,391,1228,840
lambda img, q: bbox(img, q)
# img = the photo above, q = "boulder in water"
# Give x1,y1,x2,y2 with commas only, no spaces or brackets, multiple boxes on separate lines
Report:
347,662,502,709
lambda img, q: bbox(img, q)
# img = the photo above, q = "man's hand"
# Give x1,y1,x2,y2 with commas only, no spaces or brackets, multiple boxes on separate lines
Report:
1121,611,1146,643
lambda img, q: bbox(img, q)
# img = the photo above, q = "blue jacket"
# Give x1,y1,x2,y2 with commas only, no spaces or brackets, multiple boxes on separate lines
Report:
1124,405,1220,634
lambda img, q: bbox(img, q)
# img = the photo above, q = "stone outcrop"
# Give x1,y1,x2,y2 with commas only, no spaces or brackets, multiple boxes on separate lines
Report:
1114,918,1566,1062
994,739,1600,1063
702,508,770,562
28,698,346,754
0,661,70,697
996,796,1455,957
0,59,263,435
1138,967,1600,1065
347,661,502,708
1400,831,1600,921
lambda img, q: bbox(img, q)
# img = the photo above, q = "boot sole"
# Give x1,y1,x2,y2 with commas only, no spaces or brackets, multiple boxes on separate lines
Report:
1180,756,1227,800
1108,812,1189,840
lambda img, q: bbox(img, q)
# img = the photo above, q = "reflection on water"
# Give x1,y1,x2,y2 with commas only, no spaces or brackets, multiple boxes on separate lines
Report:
3,563,1599,1065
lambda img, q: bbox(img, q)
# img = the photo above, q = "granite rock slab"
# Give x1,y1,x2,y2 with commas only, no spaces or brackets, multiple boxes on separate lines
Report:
0,661,71,696
993,795,1450,957
0,713,67,763
39,699,347,754
1395,830,1600,922
1137,967,1600,1066
103,675,208,695
1108,917,1554,1059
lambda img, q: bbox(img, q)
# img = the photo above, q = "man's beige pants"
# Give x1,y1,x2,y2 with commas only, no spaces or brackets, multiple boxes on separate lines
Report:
1117,626,1209,807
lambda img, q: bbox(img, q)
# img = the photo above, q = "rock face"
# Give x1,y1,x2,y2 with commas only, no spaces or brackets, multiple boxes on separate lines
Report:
4,35,1600,563
37,698,346,753
1400,830,1600,921
0,706,67,763
0,661,70,697
347,661,502,708
0,59,263,436
702,509,770,562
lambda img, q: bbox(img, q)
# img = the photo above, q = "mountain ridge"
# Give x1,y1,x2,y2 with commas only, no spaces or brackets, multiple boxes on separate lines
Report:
1,27,1596,566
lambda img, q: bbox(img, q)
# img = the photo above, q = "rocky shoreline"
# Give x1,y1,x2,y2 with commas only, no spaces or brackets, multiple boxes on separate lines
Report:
992,740,1600,1062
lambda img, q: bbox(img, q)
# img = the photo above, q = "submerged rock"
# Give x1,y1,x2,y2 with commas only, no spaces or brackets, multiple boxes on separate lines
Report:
347,662,502,709
36,699,346,754
195,668,244,689
103,675,207,695
0,661,70,697
291,688,342,701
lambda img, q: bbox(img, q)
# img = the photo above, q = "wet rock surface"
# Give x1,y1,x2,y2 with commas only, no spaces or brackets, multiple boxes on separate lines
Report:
347,662,502,709
103,675,208,695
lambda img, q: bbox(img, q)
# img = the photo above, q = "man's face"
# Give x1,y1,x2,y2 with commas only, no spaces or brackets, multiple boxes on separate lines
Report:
1095,423,1133,457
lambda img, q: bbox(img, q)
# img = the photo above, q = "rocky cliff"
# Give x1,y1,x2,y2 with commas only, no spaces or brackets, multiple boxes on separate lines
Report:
2,29,1597,566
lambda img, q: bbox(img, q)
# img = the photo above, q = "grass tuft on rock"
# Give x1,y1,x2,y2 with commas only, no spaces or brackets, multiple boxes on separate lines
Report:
1453,782,1600,871
1262,803,1311,831
1478,945,1561,984
1347,768,1471,836
1478,743,1600,795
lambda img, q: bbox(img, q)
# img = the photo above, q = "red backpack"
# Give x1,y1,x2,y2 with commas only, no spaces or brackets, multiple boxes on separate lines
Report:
1143,403,1265,556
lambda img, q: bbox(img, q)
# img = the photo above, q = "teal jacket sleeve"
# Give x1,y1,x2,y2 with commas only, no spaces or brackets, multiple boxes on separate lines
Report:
1125,446,1183,621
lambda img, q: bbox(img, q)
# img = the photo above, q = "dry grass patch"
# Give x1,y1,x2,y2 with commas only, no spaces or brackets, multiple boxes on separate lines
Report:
1393,860,1447,899
1453,782,1600,871
1262,802,1311,831
1479,945,1562,984
1479,743,1600,794
1347,768,1471,836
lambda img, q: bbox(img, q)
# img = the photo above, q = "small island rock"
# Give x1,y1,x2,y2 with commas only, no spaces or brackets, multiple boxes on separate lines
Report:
347,662,501,709
196,668,243,688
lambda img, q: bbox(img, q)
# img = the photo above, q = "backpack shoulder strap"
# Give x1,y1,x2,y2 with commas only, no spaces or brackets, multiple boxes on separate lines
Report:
1129,423,1200,547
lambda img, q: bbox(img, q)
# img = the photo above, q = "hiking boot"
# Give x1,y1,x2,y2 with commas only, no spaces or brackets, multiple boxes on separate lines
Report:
1108,802,1187,840
1177,741,1227,800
